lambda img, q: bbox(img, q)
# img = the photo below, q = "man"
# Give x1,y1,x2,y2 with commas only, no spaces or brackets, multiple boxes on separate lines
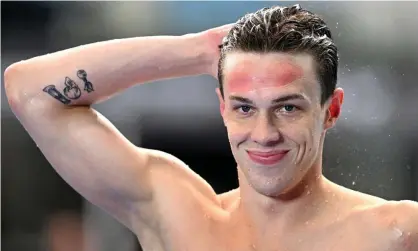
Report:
5,4,418,251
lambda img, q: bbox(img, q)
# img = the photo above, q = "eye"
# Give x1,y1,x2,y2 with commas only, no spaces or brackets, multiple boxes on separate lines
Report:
278,105,298,113
234,105,253,114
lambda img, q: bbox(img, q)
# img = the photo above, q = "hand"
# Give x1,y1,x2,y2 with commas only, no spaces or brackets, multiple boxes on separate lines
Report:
198,23,234,79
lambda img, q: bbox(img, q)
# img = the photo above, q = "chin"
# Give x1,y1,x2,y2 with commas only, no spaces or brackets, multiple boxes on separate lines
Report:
244,170,294,197
242,163,309,198
250,179,291,197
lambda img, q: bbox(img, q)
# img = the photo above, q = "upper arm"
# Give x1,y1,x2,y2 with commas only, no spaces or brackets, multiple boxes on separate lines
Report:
7,97,218,231
14,104,152,227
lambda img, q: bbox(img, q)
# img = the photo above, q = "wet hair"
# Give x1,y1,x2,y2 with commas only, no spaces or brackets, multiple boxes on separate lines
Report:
218,4,338,105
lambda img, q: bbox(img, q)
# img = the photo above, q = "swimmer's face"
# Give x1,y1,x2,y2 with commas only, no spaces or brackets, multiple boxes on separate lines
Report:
217,52,343,196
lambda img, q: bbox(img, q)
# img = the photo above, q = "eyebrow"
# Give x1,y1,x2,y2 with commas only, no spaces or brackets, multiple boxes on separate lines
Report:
229,94,308,105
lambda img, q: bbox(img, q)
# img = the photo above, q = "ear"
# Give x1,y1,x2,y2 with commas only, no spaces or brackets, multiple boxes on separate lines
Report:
215,88,225,117
324,88,344,130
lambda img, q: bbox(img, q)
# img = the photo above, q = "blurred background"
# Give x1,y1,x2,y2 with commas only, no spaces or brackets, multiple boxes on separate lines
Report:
2,1,418,251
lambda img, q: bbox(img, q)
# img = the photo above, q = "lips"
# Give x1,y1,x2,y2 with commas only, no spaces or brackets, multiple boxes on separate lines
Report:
246,150,289,166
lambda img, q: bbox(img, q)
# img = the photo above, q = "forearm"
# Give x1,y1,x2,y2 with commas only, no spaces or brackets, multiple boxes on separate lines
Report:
5,33,210,107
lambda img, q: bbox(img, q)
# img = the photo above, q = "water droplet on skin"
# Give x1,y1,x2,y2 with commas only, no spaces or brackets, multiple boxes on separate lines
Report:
392,227,403,238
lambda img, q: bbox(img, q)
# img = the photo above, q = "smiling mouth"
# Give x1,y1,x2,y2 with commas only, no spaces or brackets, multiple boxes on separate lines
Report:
246,150,289,166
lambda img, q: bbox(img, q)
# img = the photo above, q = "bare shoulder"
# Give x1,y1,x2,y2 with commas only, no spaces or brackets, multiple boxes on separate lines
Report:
353,200,418,251
362,200,418,228
324,182,418,250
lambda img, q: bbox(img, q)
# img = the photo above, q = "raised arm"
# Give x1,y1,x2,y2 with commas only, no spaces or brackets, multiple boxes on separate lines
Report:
4,24,231,230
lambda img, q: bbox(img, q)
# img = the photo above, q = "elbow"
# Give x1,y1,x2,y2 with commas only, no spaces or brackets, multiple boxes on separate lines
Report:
4,62,28,112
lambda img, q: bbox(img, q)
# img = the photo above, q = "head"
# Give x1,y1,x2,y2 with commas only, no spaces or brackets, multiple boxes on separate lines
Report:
216,4,344,197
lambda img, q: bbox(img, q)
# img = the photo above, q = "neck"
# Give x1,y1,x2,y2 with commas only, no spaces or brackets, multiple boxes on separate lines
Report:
231,155,333,238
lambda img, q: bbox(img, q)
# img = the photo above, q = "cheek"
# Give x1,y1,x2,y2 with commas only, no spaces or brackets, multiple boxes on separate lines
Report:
225,120,249,140
224,115,254,142
283,116,322,145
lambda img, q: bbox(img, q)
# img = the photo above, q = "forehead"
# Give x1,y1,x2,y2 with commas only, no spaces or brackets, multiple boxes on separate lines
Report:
222,52,319,95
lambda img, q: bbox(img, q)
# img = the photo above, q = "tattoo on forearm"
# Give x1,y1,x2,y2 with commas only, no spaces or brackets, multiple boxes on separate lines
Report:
43,85,71,104
77,70,94,93
63,77,82,99
42,69,95,104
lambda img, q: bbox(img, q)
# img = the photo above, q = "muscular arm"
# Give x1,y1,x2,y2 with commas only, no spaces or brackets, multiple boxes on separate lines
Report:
4,26,230,230
5,33,214,106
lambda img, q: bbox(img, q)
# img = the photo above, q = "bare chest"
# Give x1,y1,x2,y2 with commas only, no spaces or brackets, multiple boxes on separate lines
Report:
137,212,408,251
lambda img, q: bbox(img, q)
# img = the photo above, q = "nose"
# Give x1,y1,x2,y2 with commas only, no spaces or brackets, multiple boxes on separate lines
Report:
251,113,281,146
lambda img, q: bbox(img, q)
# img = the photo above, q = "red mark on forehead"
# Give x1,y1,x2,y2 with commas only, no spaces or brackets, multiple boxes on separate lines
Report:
226,58,304,93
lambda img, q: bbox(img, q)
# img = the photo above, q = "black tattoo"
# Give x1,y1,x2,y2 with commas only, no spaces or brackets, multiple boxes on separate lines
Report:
43,85,71,104
63,77,82,99
77,70,94,93
42,70,93,104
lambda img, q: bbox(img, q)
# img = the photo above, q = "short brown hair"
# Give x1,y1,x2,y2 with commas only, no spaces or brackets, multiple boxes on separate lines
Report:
218,4,338,105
